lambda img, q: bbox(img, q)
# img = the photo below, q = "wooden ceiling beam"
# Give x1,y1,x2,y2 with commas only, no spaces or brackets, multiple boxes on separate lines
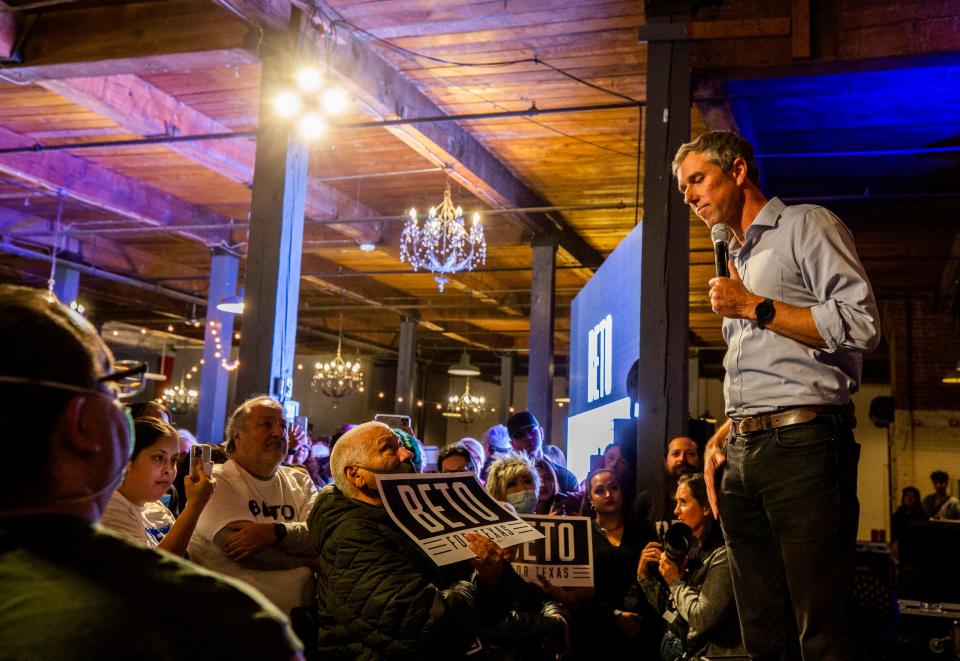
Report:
0,0,259,83
218,0,605,269
0,124,232,246
1,211,209,283
41,74,380,243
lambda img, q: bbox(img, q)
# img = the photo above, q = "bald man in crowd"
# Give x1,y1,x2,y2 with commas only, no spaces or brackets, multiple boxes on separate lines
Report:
309,421,511,658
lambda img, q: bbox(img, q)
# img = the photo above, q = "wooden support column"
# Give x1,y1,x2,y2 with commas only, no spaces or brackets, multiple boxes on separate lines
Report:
528,237,557,441
499,354,515,423
235,19,309,403
394,318,417,416
636,11,692,494
196,247,238,445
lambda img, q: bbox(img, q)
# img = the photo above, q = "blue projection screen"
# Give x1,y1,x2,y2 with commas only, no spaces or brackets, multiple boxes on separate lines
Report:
567,224,642,480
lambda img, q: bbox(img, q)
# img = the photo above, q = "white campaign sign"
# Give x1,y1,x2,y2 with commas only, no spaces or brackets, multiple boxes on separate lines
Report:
512,514,594,587
376,472,544,566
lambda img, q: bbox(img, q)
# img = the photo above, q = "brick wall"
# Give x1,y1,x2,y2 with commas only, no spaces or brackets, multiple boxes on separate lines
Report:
885,300,960,411
886,299,960,498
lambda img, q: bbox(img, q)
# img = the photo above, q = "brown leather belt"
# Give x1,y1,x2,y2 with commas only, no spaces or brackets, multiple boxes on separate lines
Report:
731,406,849,435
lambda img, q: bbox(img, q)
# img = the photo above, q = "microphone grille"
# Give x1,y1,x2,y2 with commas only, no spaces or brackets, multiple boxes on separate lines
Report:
711,223,732,244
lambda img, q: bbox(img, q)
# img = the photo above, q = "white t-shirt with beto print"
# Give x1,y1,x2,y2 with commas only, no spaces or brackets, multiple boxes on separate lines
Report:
188,459,317,615
101,490,175,548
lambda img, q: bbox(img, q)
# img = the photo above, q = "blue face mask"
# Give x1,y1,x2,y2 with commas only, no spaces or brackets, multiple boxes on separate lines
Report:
506,488,538,514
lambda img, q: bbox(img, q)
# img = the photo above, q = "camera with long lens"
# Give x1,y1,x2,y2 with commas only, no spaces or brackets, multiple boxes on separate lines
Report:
650,521,696,585
662,521,695,564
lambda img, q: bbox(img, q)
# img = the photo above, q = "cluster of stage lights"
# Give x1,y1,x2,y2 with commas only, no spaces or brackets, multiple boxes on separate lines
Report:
272,66,350,139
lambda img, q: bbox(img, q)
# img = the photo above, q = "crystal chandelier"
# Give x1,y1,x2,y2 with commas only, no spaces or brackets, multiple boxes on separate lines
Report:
312,318,364,403
446,377,487,424
162,379,198,413
401,182,486,292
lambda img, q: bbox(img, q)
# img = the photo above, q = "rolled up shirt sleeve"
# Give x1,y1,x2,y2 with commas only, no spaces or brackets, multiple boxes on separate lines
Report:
801,208,880,354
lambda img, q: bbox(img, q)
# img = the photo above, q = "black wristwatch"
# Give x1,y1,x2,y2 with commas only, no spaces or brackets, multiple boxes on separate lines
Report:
755,298,775,330
273,523,287,545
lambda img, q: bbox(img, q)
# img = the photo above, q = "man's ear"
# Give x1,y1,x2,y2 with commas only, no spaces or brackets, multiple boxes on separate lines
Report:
57,396,102,454
730,157,749,186
345,465,362,487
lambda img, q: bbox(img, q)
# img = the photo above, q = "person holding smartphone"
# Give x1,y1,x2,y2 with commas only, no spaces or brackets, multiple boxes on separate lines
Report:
102,417,216,556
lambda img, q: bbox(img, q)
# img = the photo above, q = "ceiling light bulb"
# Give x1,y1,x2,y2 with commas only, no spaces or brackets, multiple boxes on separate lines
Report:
295,66,323,92
273,91,302,119
359,241,376,252
297,113,327,140
321,86,349,114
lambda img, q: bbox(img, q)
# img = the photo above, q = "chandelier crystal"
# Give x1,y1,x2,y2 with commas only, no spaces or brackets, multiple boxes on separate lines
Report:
446,377,487,424
162,379,198,413
401,183,486,292
312,327,364,403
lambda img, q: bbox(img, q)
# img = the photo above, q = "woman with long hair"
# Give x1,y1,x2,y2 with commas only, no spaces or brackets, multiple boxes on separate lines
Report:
101,417,215,556
638,473,744,660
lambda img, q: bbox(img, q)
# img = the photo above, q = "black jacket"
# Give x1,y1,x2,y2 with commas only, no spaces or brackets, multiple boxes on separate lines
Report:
308,486,492,659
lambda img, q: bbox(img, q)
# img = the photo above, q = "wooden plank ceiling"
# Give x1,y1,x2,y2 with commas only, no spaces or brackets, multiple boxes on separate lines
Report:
0,0,958,382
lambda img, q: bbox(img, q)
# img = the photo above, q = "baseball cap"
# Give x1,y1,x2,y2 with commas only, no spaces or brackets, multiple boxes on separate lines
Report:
506,410,539,439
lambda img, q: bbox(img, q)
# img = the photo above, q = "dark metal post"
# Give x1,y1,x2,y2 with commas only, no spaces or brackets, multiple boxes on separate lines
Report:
528,237,557,440
395,318,417,416
636,11,692,494
499,353,515,423
196,246,238,445
234,17,309,403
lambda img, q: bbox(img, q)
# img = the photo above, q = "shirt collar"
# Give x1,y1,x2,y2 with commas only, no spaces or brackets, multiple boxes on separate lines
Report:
732,196,784,254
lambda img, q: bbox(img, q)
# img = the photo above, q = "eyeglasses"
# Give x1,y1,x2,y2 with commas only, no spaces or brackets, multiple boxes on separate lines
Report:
98,360,148,399
0,359,148,401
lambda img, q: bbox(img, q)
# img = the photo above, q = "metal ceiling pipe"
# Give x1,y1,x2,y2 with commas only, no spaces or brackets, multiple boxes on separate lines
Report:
0,101,641,156
0,240,207,305
9,202,631,238
0,240,404,355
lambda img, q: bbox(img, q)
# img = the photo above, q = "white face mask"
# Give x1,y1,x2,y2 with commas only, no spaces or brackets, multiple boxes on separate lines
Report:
506,488,538,514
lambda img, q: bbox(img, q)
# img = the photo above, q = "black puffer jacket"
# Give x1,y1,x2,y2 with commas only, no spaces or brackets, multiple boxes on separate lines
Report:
308,486,495,660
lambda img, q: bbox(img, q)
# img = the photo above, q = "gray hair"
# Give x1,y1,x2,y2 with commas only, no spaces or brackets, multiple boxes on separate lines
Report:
455,437,485,471
224,395,282,454
672,130,760,187
485,451,541,502
481,424,511,451
329,421,391,495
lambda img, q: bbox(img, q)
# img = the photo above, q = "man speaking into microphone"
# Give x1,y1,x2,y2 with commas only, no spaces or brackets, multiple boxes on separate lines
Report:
674,131,879,661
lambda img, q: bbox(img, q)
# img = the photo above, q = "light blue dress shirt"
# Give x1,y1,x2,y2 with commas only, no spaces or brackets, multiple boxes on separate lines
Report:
723,197,880,417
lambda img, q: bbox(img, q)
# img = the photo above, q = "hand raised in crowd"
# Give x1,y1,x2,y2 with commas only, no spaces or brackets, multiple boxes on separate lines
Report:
222,521,279,561
287,423,310,465
708,260,761,320
637,541,663,580
183,460,216,510
465,531,512,586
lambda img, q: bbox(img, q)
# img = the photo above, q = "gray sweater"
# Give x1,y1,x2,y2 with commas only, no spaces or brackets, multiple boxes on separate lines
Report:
641,541,744,657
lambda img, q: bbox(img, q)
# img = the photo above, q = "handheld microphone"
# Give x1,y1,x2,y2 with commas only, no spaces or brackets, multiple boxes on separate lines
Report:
711,223,732,278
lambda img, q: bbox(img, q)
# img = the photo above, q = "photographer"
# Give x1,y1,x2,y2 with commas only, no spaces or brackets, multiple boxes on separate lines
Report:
638,474,743,660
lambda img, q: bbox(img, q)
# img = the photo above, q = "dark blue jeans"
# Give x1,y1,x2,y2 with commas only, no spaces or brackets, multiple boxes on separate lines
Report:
719,415,860,661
